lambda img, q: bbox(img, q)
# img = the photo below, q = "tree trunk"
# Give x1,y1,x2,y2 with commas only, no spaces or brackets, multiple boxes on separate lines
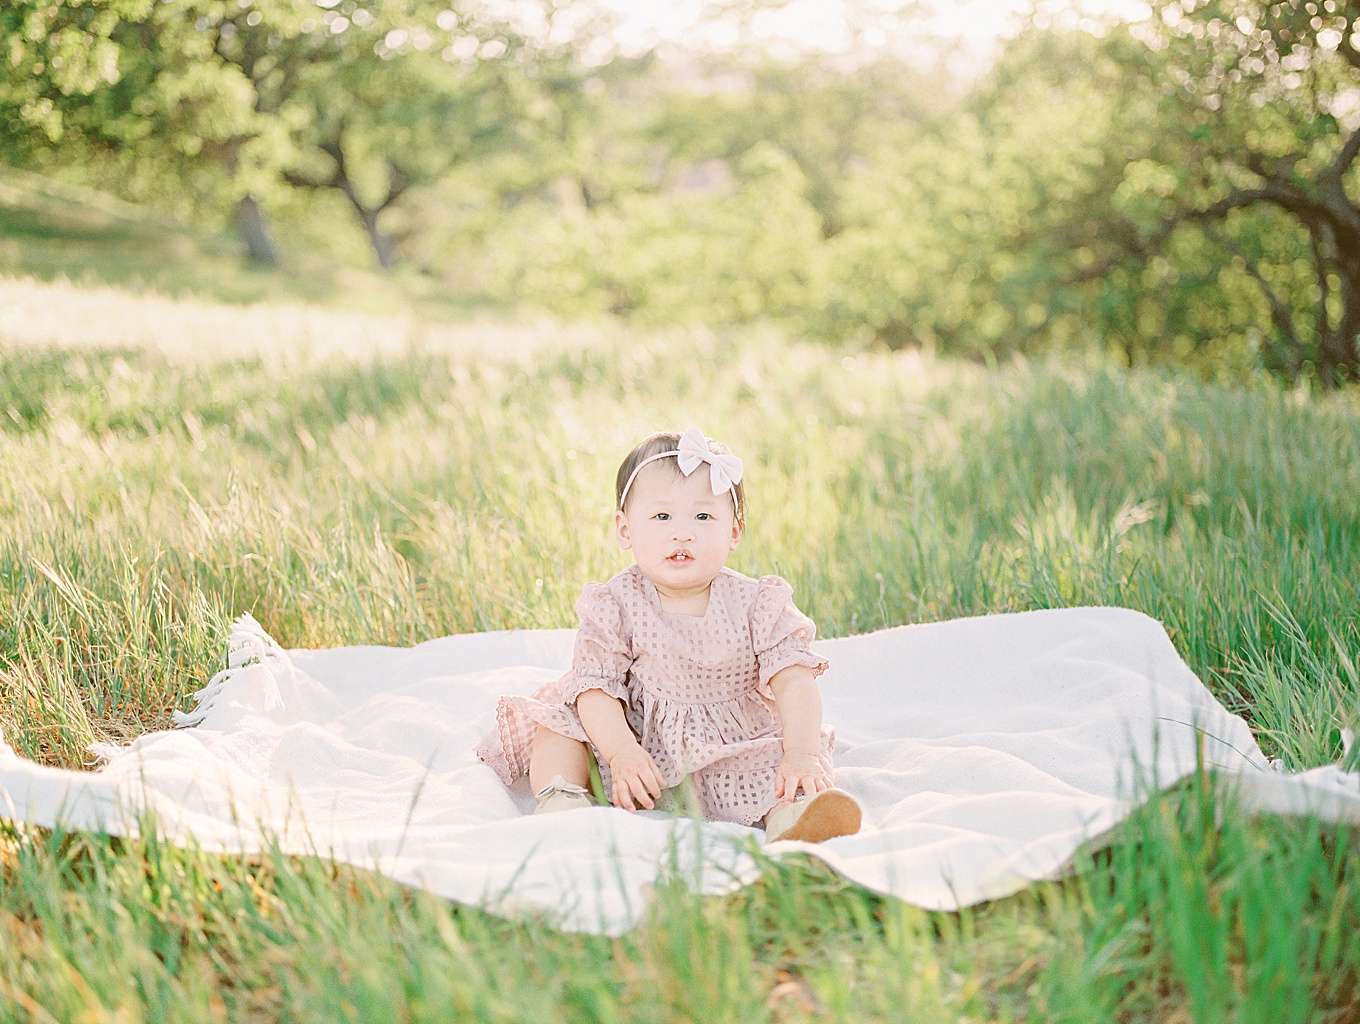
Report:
1319,264,1360,389
361,210,396,270
234,194,279,267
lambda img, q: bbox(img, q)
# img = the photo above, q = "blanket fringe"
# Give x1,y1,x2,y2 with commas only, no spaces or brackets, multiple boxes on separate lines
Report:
170,612,288,729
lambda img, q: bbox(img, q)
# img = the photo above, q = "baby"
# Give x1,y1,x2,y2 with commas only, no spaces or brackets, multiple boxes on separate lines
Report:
474,426,862,844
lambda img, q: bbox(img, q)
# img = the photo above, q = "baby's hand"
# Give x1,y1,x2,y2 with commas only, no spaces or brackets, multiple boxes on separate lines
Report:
608,744,664,811
774,749,831,803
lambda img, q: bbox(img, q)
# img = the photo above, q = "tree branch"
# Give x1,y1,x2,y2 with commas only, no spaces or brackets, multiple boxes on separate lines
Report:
1060,186,1308,284
1329,124,1360,181
1202,223,1304,370
280,167,340,190
1238,145,1303,185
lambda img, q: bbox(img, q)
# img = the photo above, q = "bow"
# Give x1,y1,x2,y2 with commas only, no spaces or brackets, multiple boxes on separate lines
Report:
675,426,743,497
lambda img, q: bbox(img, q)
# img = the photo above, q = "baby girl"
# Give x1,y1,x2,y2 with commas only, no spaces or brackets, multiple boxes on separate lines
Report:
474,426,862,844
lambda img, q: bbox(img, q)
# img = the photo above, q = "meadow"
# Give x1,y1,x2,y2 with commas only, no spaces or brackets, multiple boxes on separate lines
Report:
1,239,1358,1017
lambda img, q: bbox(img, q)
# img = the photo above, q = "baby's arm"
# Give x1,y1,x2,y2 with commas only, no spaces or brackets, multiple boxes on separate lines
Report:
576,689,664,810
575,689,640,762
768,665,831,801
768,664,824,753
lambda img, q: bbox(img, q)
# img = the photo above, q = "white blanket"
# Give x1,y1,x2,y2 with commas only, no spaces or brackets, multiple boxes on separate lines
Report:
2,606,1357,935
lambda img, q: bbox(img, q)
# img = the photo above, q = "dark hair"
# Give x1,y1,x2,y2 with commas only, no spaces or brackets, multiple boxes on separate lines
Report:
615,430,746,531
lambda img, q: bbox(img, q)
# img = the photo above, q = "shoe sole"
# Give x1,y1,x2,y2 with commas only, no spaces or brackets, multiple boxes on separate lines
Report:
766,788,862,843
534,796,595,814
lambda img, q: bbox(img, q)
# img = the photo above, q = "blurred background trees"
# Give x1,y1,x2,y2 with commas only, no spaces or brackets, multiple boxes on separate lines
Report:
2,0,1357,388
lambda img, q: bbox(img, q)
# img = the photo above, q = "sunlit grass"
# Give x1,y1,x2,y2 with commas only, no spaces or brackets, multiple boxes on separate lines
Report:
0,167,499,319
1,270,1357,1020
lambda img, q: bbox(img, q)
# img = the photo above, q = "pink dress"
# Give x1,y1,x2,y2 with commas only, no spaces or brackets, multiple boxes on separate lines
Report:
474,563,835,826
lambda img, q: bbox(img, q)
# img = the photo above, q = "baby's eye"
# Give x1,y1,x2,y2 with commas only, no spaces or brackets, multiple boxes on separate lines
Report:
697,513,713,520
653,513,669,520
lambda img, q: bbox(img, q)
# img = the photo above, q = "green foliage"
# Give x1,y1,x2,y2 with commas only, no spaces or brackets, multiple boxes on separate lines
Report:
5,1,1360,386
0,0,152,150
485,141,826,325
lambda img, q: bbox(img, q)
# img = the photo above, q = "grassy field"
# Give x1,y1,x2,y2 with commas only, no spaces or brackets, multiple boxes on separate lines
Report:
0,166,498,320
1,185,1359,1019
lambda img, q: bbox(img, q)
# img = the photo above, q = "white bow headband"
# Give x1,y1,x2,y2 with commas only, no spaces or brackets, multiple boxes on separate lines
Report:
618,426,744,517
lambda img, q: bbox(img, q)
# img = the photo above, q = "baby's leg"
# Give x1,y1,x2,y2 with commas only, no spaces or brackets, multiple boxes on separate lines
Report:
528,725,592,793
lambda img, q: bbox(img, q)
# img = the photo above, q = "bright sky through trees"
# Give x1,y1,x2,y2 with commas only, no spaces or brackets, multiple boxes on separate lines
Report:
596,0,1153,75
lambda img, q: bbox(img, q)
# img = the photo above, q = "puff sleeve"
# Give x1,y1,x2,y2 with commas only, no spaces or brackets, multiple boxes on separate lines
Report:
750,574,830,701
560,582,634,706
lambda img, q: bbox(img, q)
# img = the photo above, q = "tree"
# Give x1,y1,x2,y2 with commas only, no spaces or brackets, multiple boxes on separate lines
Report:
2,0,535,269
1063,0,1360,387
276,10,524,270
0,0,149,161
3,0,326,266
645,46,933,239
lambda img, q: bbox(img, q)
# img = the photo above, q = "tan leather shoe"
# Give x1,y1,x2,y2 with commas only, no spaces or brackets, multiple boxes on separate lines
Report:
533,774,595,814
763,788,862,843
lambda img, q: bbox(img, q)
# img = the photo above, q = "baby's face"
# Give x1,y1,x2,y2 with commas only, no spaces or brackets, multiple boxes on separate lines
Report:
615,460,741,590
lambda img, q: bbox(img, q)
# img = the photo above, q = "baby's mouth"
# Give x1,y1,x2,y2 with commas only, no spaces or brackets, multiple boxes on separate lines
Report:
666,552,693,563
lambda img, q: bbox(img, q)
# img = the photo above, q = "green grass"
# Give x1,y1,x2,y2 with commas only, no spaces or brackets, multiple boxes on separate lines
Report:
0,258,1358,1020
0,165,500,320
